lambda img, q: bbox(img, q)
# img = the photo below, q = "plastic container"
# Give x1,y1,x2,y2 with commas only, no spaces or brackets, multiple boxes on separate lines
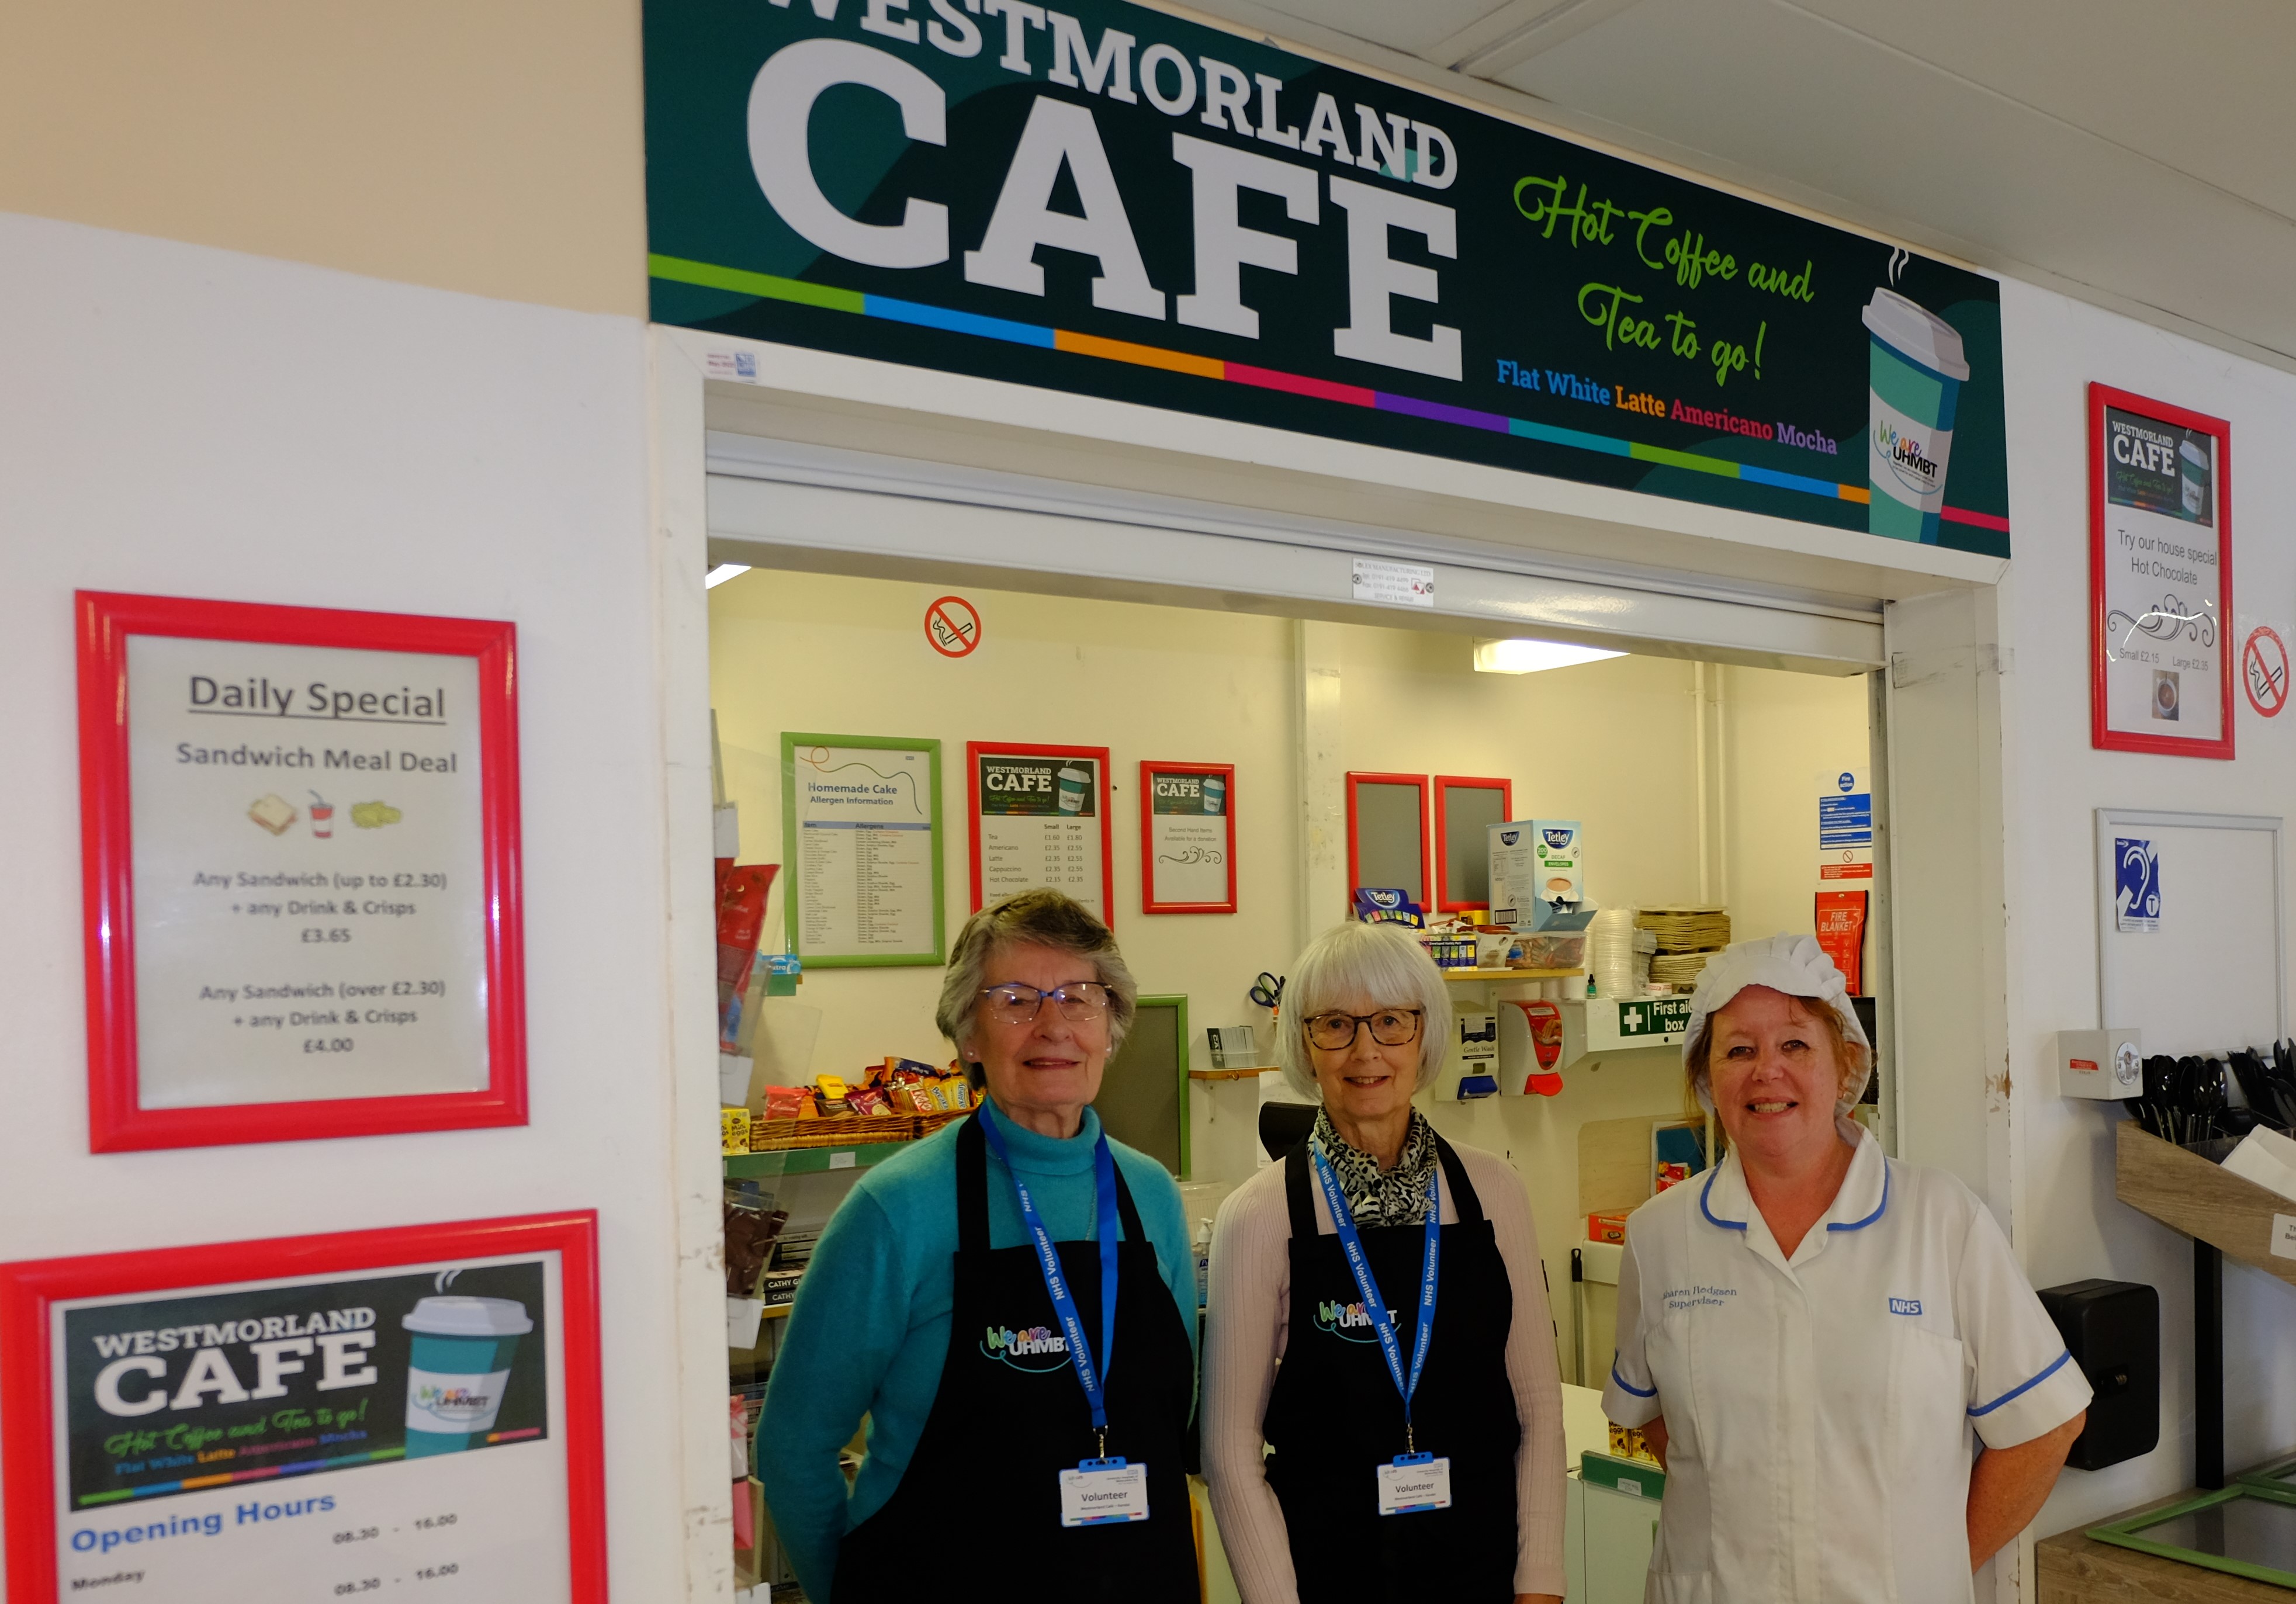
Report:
1512,930,1587,970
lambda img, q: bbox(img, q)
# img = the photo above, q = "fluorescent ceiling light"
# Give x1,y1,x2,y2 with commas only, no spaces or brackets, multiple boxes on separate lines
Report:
1473,638,1627,674
705,563,751,589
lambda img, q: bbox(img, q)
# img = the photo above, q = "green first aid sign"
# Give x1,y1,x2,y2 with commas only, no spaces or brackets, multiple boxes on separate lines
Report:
643,0,2013,552
1617,998,1694,1039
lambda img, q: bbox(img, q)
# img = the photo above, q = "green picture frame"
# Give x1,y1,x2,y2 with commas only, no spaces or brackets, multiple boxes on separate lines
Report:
2087,1482,2296,1588
780,732,946,968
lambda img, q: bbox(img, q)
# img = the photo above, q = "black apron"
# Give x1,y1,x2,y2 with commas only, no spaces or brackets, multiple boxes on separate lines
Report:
834,1115,1199,1602
1262,1135,1522,1600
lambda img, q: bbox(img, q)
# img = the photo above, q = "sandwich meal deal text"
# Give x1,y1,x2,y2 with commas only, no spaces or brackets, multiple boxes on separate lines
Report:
51,1255,569,1601
124,636,490,1109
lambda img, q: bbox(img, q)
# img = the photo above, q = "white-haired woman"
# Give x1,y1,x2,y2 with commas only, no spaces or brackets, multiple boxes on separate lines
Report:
1604,934,2089,1602
1202,921,1566,1603
758,889,1199,1603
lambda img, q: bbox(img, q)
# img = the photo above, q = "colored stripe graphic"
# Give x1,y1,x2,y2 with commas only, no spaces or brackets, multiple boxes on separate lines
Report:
650,254,2004,532
77,1446,407,1506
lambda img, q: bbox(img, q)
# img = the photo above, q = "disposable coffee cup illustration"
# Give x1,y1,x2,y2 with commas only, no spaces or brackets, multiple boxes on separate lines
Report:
1862,287,1971,544
402,1295,534,1457
1056,765,1091,814
2180,439,2211,519
1201,775,1225,815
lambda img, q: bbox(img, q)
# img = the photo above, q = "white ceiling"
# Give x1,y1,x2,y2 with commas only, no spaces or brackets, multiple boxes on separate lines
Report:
1187,0,2296,371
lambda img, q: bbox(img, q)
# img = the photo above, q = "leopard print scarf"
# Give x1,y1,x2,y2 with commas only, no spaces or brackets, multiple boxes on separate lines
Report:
1310,1107,1438,1227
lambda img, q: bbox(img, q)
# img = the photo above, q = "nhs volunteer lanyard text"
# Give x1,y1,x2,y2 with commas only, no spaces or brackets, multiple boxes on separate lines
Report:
1311,1151,1440,1454
978,1103,1121,1456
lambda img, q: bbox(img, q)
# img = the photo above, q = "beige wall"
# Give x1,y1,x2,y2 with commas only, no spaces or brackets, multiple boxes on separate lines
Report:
0,0,646,316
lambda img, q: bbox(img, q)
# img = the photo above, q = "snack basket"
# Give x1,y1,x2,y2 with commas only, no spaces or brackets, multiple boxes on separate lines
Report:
747,1114,913,1152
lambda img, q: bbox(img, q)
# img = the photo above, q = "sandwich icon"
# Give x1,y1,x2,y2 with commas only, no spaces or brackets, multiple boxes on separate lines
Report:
248,794,297,836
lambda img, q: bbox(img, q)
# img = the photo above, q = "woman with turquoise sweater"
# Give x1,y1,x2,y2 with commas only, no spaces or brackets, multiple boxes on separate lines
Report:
756,889,1199,1602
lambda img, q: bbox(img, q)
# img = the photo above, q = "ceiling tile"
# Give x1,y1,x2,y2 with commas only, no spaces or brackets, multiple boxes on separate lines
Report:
1245,0,1519,58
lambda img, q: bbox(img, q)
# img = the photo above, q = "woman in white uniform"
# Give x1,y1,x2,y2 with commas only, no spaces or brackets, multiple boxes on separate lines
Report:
1604,935,2089,1603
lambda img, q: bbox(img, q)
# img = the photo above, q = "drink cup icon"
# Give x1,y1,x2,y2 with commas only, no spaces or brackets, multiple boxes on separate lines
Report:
402,1296,534,1457
1862,287,1971,544
1200,776,1225,816
2180,440,2211,519
309,796,334,839
1056,766,1090,815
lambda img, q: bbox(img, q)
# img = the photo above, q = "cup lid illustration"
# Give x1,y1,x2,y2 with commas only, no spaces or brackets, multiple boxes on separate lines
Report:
2181,440,2209,469
403,1295,534,1338
1860,287,1971,381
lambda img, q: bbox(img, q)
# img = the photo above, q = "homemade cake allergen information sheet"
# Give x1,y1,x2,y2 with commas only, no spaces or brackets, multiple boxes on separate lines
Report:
124,636,491,1109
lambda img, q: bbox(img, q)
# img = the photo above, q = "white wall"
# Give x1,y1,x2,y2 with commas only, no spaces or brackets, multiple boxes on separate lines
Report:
0,215,712,1598
709,569,1305,1180
2000,276,2296,1541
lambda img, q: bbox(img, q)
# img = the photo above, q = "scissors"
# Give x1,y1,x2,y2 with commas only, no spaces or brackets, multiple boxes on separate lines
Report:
1249,972,1284,1010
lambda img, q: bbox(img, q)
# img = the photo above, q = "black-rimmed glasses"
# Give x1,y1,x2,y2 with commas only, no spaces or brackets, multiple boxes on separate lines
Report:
981,982,1115,1026
1303,1008,1423,1051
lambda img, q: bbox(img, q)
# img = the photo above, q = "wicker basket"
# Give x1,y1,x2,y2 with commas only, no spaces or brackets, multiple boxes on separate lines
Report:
912,1108,973,1139
747,1115,913,1152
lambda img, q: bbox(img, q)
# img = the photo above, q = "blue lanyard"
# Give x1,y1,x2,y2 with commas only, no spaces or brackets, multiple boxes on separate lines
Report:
1311,1148,1440,1455
978,1102,1121,1456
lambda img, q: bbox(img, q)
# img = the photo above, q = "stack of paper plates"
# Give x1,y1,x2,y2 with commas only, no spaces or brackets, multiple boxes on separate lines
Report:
1637,906,1730,952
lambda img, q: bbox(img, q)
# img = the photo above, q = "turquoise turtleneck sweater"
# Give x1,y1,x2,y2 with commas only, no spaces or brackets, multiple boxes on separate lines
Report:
754,1104,1194,1601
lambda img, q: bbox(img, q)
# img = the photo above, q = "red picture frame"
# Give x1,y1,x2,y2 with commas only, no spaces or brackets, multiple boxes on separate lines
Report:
1432,775,1514,913
77,591,527,1151
966,742,1116,926
1138,762,1237,915
1344,771,1431,913
0,1211,606,1604
2088,384,2234,759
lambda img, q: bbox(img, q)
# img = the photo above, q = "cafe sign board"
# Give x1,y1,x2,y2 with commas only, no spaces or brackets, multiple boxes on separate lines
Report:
645,0,2011,553
76,593,527,1151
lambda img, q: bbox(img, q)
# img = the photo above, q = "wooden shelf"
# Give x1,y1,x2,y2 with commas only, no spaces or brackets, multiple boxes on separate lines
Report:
2041,1495,2291,1602
1441,966,1585,983
1189,1067,1276,1081
2115,1123,2296,1288
725,1142,912,1179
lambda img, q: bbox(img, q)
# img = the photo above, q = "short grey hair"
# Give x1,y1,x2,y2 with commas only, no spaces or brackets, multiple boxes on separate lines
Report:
1275,921,1454,1101
936,888,1139,1087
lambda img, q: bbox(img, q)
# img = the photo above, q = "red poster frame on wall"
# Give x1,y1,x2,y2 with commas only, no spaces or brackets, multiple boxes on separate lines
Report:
0,1211,607,1604
1138,761,1237,915
77,591,527,1151
965,742,1116,926
1344,772,1431,914
2088,384,2235,759
1432,775,1514,913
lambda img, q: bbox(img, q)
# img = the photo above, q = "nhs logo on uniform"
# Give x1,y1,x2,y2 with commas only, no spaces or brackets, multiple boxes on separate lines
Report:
1888,1297,1923,1316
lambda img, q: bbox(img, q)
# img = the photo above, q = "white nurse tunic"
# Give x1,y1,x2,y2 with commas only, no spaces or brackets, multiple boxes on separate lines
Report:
1602,1130,2090,1604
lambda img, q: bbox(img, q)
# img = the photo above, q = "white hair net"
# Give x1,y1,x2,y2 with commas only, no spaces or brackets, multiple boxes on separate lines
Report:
1683,933,1871,1141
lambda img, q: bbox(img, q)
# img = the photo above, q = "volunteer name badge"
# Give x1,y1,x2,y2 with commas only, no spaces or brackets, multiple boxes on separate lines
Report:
1376,1453,1452,1516
1058,1459,1149,1527
78,594,526,1151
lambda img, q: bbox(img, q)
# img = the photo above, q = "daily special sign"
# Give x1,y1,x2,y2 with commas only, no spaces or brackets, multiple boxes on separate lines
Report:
644,0,2011,553
0,1214,605,1604
77,594,527,1151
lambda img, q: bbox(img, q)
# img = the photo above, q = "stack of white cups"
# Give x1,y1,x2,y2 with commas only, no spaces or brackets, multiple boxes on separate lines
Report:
1588,907,1642,999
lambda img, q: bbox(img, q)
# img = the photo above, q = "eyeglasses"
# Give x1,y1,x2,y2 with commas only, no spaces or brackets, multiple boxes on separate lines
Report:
980,982,1116,1026
1303,1009,1424,1051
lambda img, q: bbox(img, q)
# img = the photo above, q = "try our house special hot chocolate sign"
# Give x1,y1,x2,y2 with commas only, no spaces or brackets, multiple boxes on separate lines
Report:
77,593,527,1151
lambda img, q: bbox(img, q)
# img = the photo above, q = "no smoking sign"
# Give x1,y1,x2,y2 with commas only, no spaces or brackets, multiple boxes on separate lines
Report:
926,595,982,658
2245,625,2288,718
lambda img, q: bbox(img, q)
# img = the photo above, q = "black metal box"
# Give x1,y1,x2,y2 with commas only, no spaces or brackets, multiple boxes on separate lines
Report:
2038,1279,2158,1472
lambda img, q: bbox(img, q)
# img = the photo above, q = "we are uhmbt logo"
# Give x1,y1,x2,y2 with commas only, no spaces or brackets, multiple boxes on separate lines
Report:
1315,1300,1378,1344
1874,421,1941,493
982,1324,1072,1371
